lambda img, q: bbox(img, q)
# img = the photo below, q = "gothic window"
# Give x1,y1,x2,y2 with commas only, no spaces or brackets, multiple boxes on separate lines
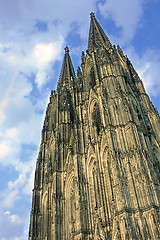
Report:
90,67,96,88
92,103,102,135
70,105,74,124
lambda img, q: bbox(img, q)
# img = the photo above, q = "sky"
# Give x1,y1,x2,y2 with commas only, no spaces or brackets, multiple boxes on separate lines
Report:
0,0,160,239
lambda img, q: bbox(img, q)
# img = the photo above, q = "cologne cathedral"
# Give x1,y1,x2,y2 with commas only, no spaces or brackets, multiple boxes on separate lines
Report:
29,13,160,239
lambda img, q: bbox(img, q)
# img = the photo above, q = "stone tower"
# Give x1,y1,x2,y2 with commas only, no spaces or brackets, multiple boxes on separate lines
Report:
29,13,160,239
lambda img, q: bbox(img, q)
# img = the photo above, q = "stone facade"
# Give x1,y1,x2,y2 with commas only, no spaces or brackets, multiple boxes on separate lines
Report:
29,13,160,239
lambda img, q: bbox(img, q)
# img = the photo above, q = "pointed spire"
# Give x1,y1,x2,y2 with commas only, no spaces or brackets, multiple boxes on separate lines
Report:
88,12,112,52
57,46,76,90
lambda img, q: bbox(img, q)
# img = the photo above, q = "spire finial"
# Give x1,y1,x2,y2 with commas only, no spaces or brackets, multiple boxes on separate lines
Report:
90,12,95,18
64,46,69,54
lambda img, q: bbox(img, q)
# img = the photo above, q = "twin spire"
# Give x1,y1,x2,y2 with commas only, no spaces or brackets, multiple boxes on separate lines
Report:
58,13,111,87
58,46,76,88
88,12,112,52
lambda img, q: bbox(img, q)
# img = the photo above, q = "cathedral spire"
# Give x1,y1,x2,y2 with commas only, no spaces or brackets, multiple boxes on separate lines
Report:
88,12,112,52
57,46,76,89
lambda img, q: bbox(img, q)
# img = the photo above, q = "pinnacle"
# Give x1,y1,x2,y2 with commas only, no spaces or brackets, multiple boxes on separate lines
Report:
90,12,95,18
64,46,69,54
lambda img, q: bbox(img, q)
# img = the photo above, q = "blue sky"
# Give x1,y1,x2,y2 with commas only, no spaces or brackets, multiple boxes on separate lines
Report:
0,0,160,239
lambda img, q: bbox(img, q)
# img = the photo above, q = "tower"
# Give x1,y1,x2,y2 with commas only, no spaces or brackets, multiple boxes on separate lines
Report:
29,13,160,239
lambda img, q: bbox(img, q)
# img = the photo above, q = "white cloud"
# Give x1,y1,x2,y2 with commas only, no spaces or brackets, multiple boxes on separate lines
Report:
33,40,63,68
8,174,25,190
32,37,65,88
10,214,23,224
35,71,46,88
98,0,145,45
4,211,11,215
0,141,14,159
0,37,65,90
6,128,18,140
0,211,25,240
3,211,24,225
1,189,20,209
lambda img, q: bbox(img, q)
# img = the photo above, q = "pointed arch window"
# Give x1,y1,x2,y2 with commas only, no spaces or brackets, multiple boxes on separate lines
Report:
92,103,102,135
90,67,96,88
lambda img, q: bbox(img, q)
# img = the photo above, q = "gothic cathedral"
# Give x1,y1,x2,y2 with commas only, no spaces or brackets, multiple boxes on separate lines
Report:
29,13,160,239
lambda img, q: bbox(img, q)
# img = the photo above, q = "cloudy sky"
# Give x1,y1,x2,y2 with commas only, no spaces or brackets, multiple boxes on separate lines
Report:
0,0,160,239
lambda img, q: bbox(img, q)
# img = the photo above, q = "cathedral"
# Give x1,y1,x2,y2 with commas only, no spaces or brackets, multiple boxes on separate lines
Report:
29,13,160,239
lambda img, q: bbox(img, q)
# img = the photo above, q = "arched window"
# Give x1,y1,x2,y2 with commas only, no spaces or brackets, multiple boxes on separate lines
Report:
90,67,96,88
92,103,102,135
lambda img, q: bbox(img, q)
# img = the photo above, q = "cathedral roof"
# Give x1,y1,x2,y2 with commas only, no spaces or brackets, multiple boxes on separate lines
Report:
88,12,112,52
